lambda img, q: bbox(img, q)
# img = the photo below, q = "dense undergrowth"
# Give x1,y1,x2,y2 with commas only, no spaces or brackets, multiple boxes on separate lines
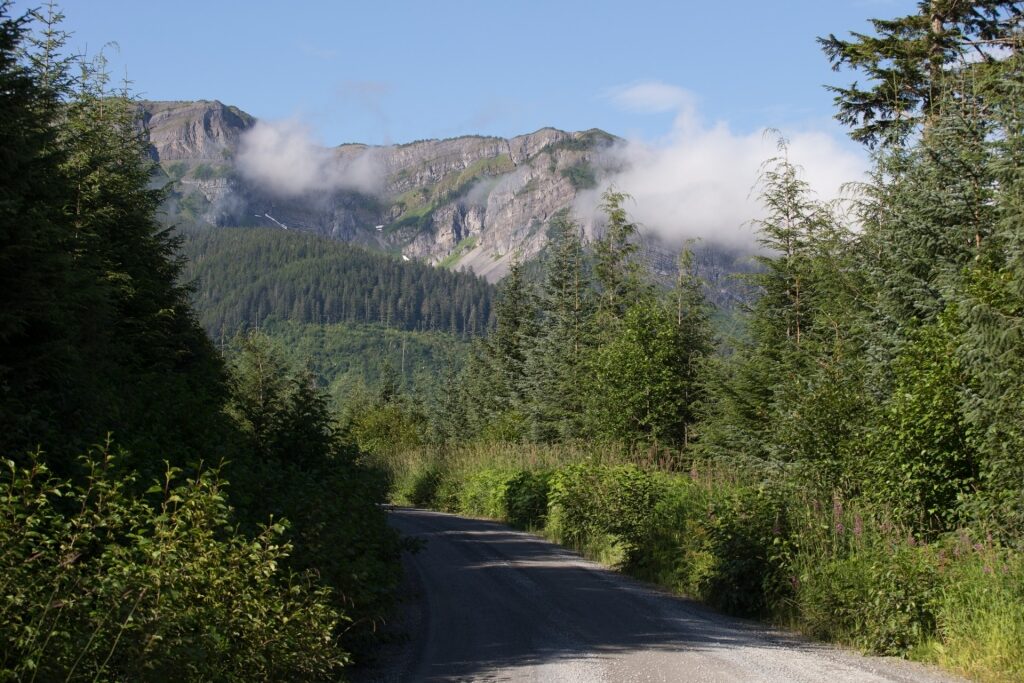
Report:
381,444,1024,682
0,452,347,681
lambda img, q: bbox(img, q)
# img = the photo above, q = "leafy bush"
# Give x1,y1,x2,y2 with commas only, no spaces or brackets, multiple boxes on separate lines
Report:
0,452,347,682
546,463,608,550
695,485,791,617
795,541,939,653
459,468,513,519
225,332,402,652
504,469,552,529
547,463,664,566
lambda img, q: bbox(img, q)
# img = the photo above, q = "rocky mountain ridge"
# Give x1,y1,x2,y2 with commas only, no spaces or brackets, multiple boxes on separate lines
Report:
142,100,616,281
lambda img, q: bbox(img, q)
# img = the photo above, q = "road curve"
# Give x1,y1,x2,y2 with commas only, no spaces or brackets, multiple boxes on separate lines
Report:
380,507,964,683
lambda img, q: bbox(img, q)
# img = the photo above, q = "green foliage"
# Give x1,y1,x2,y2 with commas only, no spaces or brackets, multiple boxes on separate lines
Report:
525,214,593,442
504,469,552,529
0,10,403,675
347,395,425,457
867,312,978,531
179,225,495,337
381,6,1024,682
593,188,647,319
0,451,347,682
384,444,1024,678
453,198,711,449
263,318,470,406
587,300,698,444
794,537,940,654
0,4,232,475
459,468,515,519
224,332,403,650
696,140,868,487
818,1,1024,147
931,538,1024,681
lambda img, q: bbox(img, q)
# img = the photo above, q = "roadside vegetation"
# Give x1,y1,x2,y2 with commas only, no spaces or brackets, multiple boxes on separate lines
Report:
380,444,1022,681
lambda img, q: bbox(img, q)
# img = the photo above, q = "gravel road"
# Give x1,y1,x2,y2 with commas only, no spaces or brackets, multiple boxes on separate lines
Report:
365,507,966,683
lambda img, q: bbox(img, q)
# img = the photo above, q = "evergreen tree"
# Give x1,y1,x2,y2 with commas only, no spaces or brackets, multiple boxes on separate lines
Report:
820,0,1023,146
587,298,695,445
945,52,1024,536
672,247,715,447
525,214,593,442
0,3,83,455
593,188,647,321
697,140,869,486
467,258,538,440
0,4,228,472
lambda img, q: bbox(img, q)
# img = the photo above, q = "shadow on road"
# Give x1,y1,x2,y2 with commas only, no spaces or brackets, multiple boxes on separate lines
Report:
382,507,838,682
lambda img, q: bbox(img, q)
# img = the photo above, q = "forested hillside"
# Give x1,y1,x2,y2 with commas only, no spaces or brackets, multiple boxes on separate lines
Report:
179,225,495,338
0,5,400,679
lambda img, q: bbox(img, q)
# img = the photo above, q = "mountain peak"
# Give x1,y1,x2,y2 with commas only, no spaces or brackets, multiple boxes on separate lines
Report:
139,99,254,162
140,99,617,281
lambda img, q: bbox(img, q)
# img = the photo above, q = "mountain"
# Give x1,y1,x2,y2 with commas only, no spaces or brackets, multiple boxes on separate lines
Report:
141,100,617,281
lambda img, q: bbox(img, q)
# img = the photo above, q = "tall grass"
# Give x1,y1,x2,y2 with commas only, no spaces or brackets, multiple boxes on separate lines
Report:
379,443,1024,682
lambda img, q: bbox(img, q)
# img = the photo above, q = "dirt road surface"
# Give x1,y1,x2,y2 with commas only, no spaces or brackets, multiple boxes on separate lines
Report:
363,508,965,683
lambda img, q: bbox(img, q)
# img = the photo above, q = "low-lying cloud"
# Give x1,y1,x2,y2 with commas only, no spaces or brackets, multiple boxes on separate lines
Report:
237,119,383,197
580,82,867,247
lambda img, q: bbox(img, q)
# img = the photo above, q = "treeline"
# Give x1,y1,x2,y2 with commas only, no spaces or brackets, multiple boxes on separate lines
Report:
0,4,398,680
261,318,470,404
179,225,496,338
368,3,1024,679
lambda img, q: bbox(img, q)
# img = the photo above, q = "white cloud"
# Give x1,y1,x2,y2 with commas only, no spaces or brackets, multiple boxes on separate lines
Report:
582,82,867,247
237,118,383,197
608,81,696,114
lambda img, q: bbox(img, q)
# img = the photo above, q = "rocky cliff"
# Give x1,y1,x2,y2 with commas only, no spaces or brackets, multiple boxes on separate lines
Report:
141,100,617,281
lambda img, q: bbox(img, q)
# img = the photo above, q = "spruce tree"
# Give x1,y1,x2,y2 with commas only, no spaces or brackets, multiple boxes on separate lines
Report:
593,188,647,322
820,1,1023,147
525,213,593,442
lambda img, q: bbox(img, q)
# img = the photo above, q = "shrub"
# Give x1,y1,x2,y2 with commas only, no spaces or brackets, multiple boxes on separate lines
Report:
0,452,347,682
382,443,1024,680
505,469,552,529
459,468,513,519
700,485,792,617
546,463,608,550
795,542,939,653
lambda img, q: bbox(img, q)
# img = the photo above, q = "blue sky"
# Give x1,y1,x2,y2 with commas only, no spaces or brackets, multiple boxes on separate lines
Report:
18,0,913,147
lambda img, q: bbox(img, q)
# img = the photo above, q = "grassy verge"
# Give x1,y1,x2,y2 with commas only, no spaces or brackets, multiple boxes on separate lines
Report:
378,443,1024,683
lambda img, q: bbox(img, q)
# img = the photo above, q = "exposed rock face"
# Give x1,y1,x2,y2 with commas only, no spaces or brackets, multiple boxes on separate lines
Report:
140,100,254,161
140,100,616,281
